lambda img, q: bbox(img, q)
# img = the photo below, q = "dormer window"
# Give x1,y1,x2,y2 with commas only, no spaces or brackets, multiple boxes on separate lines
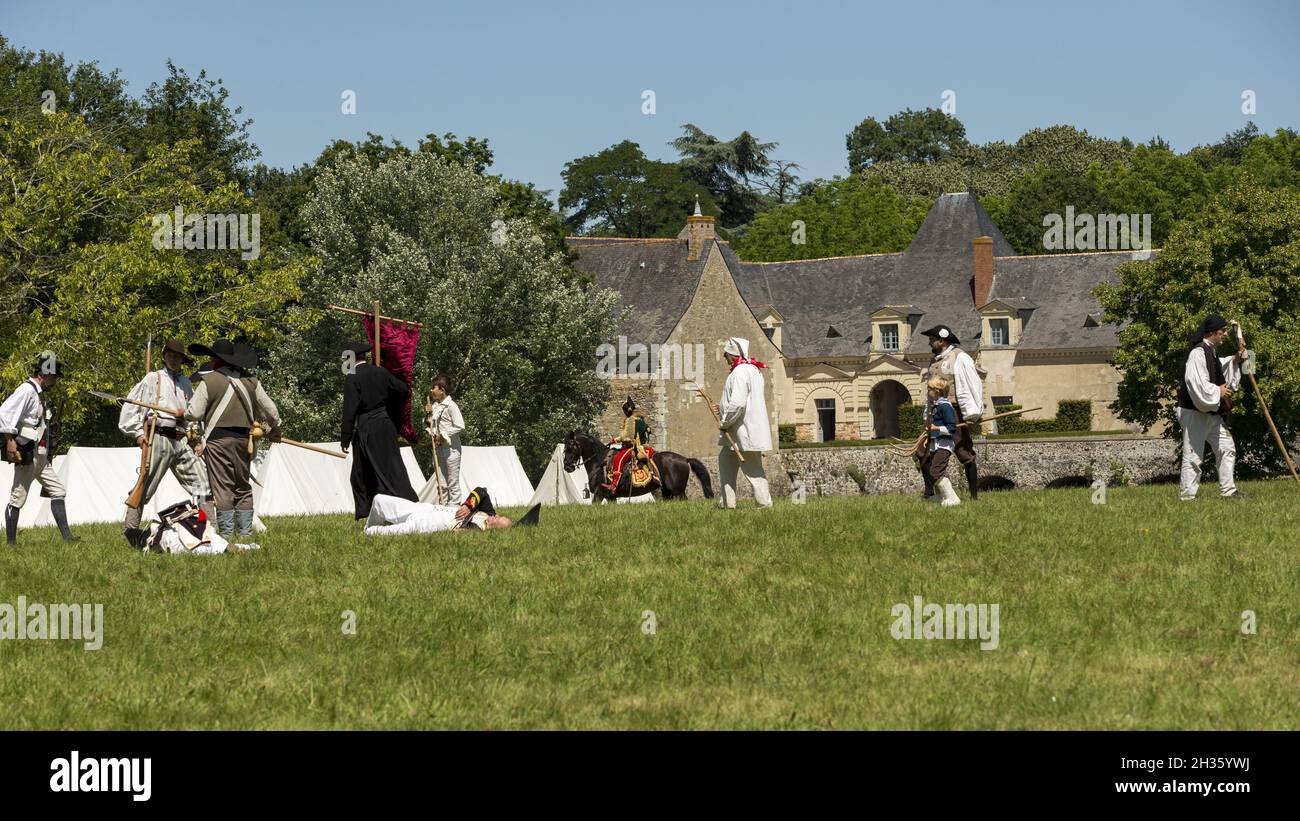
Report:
879,323,899,351
989,318,1009,346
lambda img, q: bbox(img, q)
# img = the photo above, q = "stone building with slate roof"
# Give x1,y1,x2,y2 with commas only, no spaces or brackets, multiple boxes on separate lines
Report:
569,192,1147,450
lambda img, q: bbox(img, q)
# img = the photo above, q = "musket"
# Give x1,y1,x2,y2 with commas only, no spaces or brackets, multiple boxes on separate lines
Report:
125,337,156,509
889,406,1043,457
1234,321,1300,484
94,392,344,460
698,387,744,462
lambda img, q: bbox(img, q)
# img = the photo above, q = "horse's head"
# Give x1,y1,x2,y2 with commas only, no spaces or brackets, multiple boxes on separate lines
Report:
562,431,586,473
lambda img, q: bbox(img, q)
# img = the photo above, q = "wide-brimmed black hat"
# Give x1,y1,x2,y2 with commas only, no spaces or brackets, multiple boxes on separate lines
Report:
188,339,256,371
920,325,960,345
32,352,66,376
343,340,373,358
161,340,194,366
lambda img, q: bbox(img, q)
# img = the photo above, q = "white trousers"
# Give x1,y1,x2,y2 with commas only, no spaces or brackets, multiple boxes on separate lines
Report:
718,448,772,509
9,450,65,507
1177,407,1237,499
364,494,458,536
434,444,462,505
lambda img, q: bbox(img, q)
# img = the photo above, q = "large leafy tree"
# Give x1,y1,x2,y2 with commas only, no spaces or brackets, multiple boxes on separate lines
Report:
559,140,715,237
734,175,928,261
0,108,309,447
846,107,969,172
1090,144,1214,248
264,152,620,477
1096,183,1300,471
997,165,1115,254
671,124,777,228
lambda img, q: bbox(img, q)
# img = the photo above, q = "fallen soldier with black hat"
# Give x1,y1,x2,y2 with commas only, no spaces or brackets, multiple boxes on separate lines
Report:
364,486,540,535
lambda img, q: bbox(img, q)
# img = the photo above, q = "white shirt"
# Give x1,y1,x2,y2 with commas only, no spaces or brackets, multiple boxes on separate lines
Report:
119,368,193,437
0,379,46,437
427,396,465,448
719,360,773,452
364,494,461,536
1184,342,1242,413
926,345,985,422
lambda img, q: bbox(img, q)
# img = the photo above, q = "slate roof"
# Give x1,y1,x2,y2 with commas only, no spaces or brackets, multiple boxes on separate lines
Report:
566,237,709,344
568,192,1150,361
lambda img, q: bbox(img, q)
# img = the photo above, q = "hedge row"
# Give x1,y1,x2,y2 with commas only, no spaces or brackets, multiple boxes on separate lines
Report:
899,399,1094,436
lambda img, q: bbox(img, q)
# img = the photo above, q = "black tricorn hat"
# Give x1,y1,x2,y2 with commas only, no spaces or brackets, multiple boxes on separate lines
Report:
187,339,256,371
343,340,373,357
517,503,541,527
622,397,637,415
920,325,960,345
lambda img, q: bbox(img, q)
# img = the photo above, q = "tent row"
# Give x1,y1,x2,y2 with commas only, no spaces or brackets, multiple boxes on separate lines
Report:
1,443,592,529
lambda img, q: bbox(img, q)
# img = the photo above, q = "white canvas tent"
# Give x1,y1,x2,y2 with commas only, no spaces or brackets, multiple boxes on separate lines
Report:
418,445,534,507
252,443,426,517
0,456,64,527
20,447,203,528
526,444,592,507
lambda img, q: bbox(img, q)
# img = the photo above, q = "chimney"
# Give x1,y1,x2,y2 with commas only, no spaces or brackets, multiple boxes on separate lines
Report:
972,236,994,308
685,196,715,261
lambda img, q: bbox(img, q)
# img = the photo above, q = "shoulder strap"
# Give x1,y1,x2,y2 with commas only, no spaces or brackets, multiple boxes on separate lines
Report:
200,378,239,445
228,377,256,423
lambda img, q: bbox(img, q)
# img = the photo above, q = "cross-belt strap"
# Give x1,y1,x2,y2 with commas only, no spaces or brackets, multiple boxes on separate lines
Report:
200,382,238,446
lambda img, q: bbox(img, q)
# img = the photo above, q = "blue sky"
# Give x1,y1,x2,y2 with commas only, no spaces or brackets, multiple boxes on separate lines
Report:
4,0,1297,202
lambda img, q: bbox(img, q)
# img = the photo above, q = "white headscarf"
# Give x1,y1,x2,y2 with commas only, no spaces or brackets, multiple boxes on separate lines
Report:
723,337,749,358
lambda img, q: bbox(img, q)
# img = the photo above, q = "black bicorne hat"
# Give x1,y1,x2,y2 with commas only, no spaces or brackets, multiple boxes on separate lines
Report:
920,325,960,345
622,397,637,415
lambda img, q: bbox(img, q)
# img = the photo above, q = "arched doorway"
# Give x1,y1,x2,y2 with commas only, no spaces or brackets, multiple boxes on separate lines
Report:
870,380,912,439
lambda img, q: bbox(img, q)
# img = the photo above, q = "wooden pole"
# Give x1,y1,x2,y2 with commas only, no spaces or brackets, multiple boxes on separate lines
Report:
1235,321,1300,483
325,304,423,328
373,299,382,366
702,387,743,462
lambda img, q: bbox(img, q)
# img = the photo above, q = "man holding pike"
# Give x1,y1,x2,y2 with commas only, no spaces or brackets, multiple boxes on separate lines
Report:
119,340,211,548
918,325,985,501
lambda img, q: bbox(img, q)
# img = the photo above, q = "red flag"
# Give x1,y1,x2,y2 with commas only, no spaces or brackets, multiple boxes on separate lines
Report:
362,315,421,442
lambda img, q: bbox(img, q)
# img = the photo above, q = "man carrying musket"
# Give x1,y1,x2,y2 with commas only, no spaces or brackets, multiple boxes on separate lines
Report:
1176,314,1248,501
119,340,212,547
185,339,282,539
1,353,76,545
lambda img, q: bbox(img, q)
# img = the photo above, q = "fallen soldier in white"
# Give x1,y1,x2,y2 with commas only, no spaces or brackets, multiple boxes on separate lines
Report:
142,501,260,554
365,486,539,535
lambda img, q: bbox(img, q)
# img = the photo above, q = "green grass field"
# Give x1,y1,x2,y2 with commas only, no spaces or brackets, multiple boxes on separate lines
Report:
2,479,1297,729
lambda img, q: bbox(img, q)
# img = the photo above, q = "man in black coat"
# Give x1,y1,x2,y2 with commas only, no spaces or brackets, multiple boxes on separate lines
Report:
341,341,418,518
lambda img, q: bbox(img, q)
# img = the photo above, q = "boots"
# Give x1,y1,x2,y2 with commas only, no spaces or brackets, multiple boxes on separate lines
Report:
920,463,935,501
123,527,150,550
234,509,255,538
50,498,78,541
964,462,980,500
936,477,961,507
5,504,18,546
215,509,236,538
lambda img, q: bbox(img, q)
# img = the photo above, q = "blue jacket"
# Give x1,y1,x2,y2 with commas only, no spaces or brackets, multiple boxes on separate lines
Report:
929,398,957,450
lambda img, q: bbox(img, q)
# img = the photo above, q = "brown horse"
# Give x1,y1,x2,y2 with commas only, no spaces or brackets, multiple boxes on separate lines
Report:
563,431,713,503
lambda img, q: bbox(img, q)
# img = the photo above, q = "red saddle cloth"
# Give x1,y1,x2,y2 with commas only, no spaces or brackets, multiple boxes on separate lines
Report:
609,446,658,489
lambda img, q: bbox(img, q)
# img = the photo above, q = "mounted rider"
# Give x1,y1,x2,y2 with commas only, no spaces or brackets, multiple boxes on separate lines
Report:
602,397,656,493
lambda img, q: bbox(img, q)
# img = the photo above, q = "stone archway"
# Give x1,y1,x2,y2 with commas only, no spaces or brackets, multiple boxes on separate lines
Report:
870,380,911,439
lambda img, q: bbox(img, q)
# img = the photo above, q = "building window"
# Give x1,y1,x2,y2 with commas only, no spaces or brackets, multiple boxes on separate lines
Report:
879,323,899,351
992,395,1014,408
762,325,775,341
989,318,1010,346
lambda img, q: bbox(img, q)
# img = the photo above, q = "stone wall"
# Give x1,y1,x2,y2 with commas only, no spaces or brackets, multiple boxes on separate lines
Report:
668,435,1179,500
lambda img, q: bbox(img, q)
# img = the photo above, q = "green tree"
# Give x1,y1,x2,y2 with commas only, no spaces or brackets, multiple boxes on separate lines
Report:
1095,183,1300,471
671,124,776,228
997,165,1114,254
559,140,715,237
0,108,309,447
1091,145,1214,248
846,107,968,172
265,152,620,477
734,176,928,261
